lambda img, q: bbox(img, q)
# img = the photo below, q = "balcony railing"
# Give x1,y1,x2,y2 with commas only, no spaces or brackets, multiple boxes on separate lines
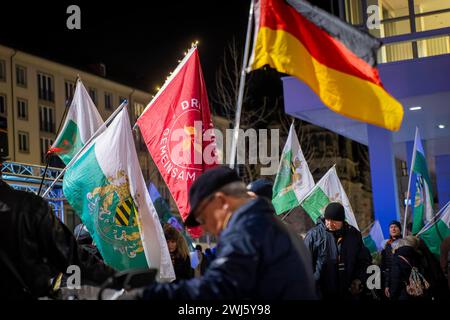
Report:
378,27,450,63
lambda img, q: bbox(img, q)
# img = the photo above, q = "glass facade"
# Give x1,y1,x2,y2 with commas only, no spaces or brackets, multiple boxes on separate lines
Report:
344,0,450,63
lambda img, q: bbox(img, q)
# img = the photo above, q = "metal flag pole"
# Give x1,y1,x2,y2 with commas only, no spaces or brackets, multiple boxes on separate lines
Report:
229,0,255,169
41,101,128,198
38,99,71,196
361,220,376,236
133,43,199,130
402,127,419,237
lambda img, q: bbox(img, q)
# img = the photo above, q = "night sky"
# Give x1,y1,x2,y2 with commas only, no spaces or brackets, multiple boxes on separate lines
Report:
1,1,250,93
1,1,336,95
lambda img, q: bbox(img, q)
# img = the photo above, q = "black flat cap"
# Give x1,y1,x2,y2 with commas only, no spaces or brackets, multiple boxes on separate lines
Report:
185,166,241,227
247,178,273,200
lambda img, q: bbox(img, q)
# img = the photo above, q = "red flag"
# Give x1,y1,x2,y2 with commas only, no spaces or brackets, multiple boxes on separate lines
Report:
137,47,218,238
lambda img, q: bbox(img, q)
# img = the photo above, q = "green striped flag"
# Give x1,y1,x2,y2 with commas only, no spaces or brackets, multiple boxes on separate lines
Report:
411,128,434,235
300,166,359,230
363,220,385,254
50,79,104,164
272,123,314,215
63,109,175,281
417,201,450,257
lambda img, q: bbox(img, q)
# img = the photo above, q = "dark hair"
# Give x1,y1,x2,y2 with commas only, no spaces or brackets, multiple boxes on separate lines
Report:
389,220,402,231
163,224,190,260
195,244,203,252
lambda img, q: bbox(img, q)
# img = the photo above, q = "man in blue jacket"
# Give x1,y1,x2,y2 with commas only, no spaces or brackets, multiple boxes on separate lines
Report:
140,166,316,300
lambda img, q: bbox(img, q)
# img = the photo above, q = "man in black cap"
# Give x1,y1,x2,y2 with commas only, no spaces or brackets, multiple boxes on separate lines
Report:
304,202,371,299
381,220,402,299
0,156,115,299
139,166,316,300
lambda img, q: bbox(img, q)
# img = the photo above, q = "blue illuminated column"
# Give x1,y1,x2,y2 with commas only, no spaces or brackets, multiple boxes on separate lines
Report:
367,125,400,236
435,155,450,209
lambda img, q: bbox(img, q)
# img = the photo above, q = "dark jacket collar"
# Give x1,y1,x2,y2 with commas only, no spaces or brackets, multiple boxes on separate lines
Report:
225,197,271,230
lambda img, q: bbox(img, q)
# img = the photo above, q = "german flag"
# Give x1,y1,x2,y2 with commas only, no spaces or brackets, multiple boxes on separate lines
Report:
248,0,404,131
115,198,138,227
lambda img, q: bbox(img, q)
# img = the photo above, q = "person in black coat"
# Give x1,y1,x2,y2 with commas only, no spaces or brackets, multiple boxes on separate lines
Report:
164,224,193,281
304,202,372,300
416,238,448,300
380,220,402,299
441,235,450,292
138,166,316,300
247,178,273,200
193,245,207,277
390,237,424,300
0,157,115,299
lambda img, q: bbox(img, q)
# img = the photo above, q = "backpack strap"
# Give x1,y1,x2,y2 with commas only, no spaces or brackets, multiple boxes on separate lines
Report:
398,255,412,267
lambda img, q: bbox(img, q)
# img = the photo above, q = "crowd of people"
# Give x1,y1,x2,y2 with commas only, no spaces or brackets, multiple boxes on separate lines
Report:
1,155,449,300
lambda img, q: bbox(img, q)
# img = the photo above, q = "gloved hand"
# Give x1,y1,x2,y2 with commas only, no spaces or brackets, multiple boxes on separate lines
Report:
349,279,363,295
115,288,145,300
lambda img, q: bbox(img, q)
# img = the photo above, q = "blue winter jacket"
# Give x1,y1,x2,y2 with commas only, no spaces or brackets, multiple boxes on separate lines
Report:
142,198,317,300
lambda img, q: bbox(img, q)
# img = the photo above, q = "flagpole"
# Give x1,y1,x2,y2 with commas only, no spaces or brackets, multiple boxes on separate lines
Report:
402,127,419,237
39,77,82,195
41,101,128,198
133,44,198,130
229,0,255,169
416,200,450,237
38,99,72,196
361,220,375,236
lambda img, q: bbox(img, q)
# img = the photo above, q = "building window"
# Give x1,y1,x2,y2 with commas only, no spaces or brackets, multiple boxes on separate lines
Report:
134,102,145,121
65,80,75,104
0,60,5,81
40,137,53,163
0,94,6,116
105,92,113,110
39,105,55,133
17,98,28,120
344,0,363,26
18,131,29,153
401,161,408,177
37,72,54,102
89,87,97,105
365,0,411,39
356,0,450,63
16,65,27,87
414,0,450,31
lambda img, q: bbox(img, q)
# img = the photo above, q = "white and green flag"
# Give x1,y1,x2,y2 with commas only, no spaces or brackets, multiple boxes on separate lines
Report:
417,201,450,257
63,109,175,281
300,166,359,230
50,79,104,165
272,123,315,215
411,128,434,235
363,220,385,254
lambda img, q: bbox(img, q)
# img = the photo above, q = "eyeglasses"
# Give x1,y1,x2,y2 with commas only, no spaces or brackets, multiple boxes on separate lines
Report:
194,194,216,225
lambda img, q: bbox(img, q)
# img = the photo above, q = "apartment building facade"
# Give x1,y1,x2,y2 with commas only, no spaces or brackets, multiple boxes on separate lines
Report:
0,44,153,177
